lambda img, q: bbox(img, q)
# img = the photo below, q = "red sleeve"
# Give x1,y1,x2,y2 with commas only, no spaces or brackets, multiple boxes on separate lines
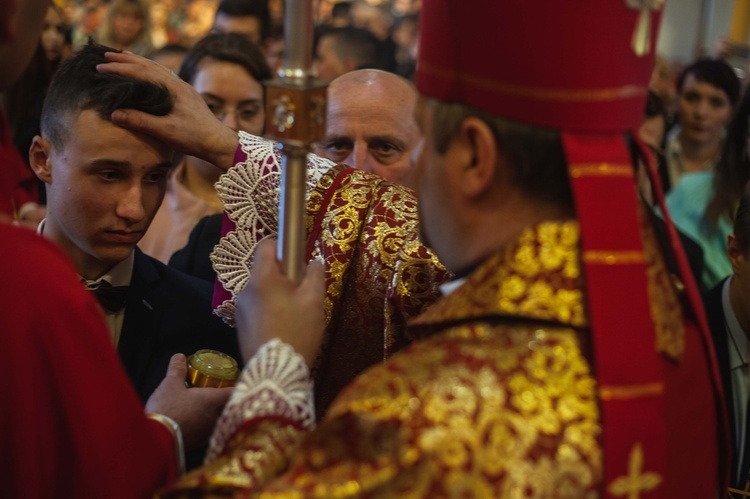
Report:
0,224,178,498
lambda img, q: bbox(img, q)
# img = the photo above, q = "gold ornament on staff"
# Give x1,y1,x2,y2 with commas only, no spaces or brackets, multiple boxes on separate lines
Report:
625,0,665,57
264,0,327,281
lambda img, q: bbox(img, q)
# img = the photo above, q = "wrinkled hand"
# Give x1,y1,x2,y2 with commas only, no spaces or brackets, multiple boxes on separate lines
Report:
145,354,232,450
235,239,326,367
96,51,239,171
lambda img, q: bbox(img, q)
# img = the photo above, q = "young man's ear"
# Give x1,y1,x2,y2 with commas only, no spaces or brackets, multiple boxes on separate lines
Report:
29,136,52,184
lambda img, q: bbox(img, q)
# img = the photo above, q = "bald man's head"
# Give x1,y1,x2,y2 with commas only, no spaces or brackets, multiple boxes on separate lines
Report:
315,69,421,185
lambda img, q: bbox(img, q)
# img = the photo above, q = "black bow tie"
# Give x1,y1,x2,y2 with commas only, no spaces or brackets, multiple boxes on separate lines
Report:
84,280,129,313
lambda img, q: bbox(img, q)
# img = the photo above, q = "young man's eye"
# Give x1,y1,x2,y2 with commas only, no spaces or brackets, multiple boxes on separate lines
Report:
98,170,119,181
145,171,168,183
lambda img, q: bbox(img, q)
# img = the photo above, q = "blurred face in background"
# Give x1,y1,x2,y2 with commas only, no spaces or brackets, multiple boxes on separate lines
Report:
41,6,65,64
212,13,262,45
112,5,144,46
677,74,732,147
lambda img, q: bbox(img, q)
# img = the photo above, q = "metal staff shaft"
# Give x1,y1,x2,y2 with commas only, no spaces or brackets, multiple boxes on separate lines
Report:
265,0,327,282
277,147,308,281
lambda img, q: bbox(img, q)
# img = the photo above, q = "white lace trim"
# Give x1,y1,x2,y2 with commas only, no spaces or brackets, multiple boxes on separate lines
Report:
211,132,334,324
205,338,315,462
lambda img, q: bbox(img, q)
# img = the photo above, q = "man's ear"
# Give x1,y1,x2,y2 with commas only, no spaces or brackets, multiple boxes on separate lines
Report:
29,136,52,184
728,234,745,275
457,117,498,199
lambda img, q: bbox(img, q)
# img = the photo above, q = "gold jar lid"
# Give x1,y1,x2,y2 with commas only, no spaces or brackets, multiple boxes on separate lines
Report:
186,349,239,388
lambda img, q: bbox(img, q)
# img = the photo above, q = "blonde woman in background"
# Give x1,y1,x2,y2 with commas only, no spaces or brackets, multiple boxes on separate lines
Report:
98,0,154,55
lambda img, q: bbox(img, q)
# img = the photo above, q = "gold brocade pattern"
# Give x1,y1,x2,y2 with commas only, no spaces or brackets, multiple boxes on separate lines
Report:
160,219,703,497
258,323,601,497
410,221,585,332
638,204,685,360
159,420,307,497
304,166,450,417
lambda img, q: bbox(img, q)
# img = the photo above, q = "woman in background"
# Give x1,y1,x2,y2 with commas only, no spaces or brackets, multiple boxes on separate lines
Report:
138,33,272,263
667,85,750,289
98,0,154,56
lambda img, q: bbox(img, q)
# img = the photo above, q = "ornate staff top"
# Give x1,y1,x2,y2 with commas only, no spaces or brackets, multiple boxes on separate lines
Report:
264,0,327,281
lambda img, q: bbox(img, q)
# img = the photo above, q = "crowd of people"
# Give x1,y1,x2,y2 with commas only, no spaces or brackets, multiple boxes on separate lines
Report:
3,0,750,497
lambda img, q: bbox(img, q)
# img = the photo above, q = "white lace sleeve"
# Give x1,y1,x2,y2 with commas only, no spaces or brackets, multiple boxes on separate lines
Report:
205,338,315,462
211,132,335,324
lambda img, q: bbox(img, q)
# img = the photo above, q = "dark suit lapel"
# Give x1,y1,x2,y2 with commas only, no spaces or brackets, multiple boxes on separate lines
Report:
704,278,740,485
117,249,163,401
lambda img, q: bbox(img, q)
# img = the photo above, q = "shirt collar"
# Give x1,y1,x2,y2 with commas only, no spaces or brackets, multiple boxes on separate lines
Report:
439,276,467,296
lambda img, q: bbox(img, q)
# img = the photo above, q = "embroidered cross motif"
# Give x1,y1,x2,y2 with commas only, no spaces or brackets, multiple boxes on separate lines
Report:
608,443,662,499
625,0,665,57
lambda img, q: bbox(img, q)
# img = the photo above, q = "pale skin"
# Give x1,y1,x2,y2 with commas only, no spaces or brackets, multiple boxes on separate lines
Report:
314,69,421,186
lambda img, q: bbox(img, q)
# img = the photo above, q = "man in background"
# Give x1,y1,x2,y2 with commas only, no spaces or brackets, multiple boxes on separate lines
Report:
314,69,420,185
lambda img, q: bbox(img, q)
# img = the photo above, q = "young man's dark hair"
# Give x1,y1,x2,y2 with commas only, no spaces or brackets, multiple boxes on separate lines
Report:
676,58,741,107
178,32,272,88
214,0,271,43
41,41,172,150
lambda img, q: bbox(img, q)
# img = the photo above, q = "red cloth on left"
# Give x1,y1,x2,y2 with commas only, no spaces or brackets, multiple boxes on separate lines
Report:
0,224,178,498
0,110,38,218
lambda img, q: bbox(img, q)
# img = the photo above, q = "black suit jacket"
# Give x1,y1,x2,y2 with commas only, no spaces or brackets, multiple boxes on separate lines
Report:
168,213,223,283
704,277,745,488
118,249,240,402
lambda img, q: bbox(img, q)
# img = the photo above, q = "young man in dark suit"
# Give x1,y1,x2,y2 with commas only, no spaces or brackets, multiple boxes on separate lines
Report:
28,42,241,462
705,189,750,492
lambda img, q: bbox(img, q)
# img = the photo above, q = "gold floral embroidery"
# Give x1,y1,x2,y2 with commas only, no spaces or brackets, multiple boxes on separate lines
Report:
246,324,597,497
304,167,449,416
410,221,585,332
159,420,307,497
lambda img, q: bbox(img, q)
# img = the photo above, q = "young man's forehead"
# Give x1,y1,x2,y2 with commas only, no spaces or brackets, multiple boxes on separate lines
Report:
53,109,172,157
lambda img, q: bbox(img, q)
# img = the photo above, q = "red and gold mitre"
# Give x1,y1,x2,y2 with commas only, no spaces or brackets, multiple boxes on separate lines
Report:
416,0,662,133
417,1,728,497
